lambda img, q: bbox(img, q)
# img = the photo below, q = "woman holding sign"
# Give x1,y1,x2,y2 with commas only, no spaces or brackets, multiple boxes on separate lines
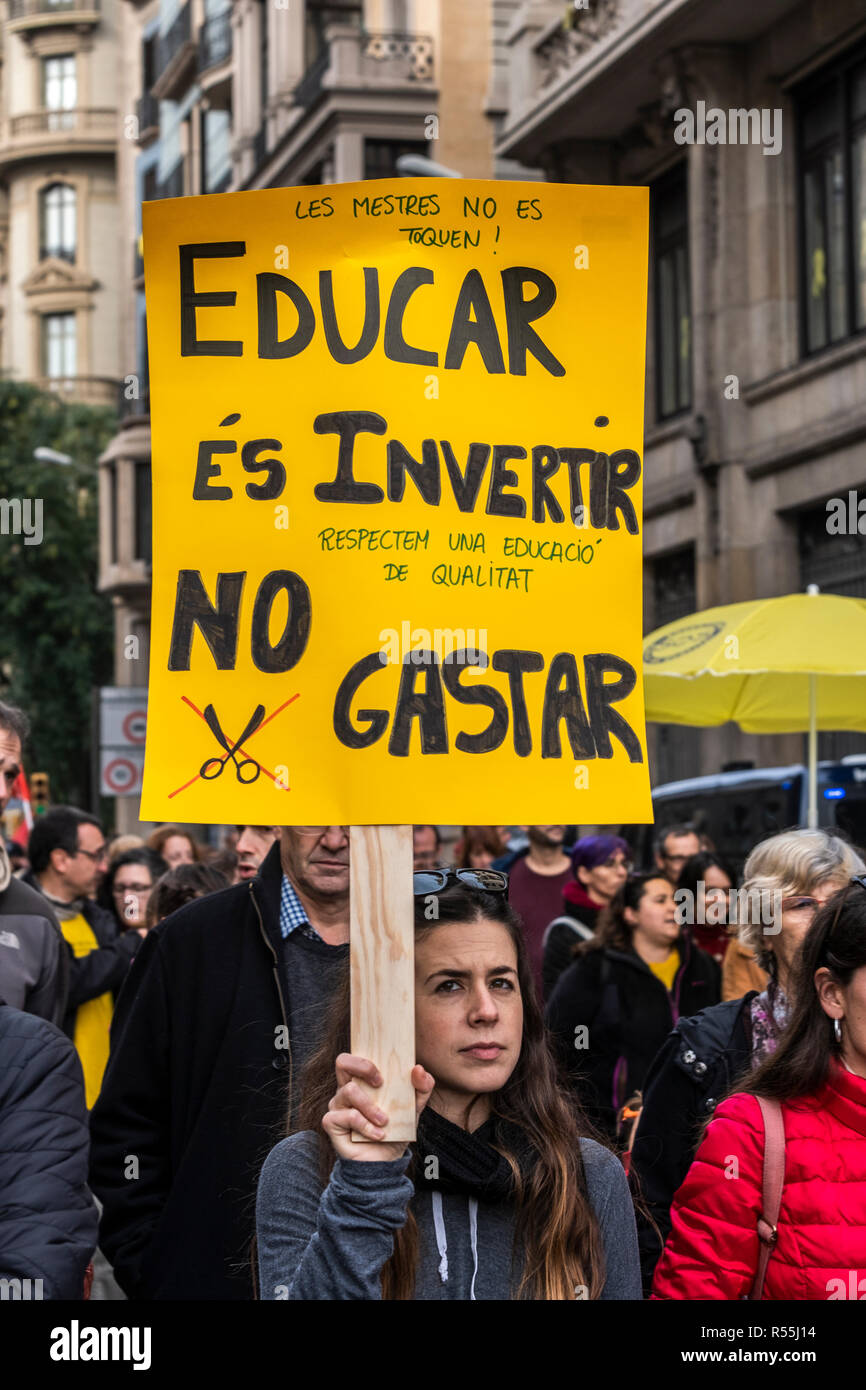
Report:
256,874,640,1300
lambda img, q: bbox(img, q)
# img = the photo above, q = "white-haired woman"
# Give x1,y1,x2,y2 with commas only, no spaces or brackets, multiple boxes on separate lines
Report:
628,828,865,1293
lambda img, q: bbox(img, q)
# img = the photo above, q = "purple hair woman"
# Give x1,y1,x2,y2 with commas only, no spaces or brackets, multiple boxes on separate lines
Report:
541,835,631,1000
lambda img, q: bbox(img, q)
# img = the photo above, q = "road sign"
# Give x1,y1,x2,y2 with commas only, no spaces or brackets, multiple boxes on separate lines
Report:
100,688,148,797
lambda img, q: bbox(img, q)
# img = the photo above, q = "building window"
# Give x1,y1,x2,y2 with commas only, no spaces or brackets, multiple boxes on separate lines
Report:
651,165,691,420
42,55,77,131
305,4,361,67
363,138,426,180
798,46,866,352
259,0,269,112
42,311,76,379
650,545,700,782
652,544,695,629
143,33,157,91
40,183,76,262
201,107,231,193
134,461,152,563
797,501,866,758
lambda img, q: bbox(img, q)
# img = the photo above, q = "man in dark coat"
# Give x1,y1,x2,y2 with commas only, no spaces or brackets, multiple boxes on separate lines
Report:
89,827,350,1300
0,1000,98,1298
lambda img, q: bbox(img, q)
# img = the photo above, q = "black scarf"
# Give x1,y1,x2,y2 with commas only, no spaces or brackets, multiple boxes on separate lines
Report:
413,1107,537,1203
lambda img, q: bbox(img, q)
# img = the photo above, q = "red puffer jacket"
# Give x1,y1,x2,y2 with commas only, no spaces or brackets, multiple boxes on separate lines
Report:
651,1061,866,1300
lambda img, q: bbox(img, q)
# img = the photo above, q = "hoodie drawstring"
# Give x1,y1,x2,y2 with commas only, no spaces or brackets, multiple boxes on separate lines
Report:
432,1191,448,1285
468,1198,479,1301
431,1193,479,1299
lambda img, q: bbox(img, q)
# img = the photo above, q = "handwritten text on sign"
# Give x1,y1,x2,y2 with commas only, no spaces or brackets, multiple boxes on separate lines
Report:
140,180,652,824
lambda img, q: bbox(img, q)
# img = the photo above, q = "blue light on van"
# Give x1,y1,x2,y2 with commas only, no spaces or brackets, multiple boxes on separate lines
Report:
824,787,846,800
781,780,792,789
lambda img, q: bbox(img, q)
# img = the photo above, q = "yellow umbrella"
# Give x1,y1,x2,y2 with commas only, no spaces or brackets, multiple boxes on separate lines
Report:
642,586,866,827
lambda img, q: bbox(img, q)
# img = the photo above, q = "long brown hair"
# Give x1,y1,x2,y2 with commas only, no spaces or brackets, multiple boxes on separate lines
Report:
294,882,607,1300
741,880,866,1102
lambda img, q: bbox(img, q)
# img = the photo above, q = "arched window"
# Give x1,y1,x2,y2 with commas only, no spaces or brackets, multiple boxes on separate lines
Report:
40,183,77,262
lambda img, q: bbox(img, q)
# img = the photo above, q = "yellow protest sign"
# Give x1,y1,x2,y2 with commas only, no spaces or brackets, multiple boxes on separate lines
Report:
140,179,651,825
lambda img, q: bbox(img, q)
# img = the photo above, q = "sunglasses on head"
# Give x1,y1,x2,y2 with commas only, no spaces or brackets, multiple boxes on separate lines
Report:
413,868,509,896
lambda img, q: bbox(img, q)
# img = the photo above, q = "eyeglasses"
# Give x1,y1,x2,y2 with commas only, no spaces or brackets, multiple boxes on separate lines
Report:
76,843,108,863
413,869,509,896
827,875,866,936
112,883,152,896
780,895,827,916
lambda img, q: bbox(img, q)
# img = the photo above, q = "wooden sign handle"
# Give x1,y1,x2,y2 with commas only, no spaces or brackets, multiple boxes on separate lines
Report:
349,824,417,1143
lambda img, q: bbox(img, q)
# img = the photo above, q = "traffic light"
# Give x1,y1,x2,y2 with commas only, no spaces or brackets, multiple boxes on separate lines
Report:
31,773,50,815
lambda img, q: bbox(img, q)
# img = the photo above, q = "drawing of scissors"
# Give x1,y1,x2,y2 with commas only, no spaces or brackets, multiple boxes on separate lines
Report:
199,704,265,784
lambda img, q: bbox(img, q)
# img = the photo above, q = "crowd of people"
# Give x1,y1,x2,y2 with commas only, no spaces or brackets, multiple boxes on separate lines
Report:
2,695,865,1302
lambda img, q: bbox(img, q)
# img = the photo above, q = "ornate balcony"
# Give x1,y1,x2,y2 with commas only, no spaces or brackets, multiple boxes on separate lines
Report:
534,0,622,91
293,27,435,110
6,0,100,33
362,31,434,82
0,107,116,171
36,375,121,409
153,3,197,102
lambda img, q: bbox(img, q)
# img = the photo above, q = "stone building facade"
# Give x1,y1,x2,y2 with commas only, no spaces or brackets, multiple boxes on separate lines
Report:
499,0,866,784
0,0,122,405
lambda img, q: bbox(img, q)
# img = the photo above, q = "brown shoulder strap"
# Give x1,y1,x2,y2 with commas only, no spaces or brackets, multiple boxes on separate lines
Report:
749,1096,786,1301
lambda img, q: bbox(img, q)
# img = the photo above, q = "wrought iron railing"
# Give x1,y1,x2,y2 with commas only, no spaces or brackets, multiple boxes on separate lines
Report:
136,91,159,136
252,125,268,170
156,3,191,77
294,49,329,109
198,8,232,72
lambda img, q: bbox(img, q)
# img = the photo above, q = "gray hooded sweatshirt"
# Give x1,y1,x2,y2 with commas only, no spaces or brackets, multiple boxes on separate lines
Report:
0,842,68,1026
256,1131,642,1300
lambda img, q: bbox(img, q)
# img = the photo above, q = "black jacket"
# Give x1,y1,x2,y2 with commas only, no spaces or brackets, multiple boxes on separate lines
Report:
0,1001,98,1297
89,842,332,1300
545,933,721,1140
541,895,601,1001
628,993,755,1293
22,872,138,1038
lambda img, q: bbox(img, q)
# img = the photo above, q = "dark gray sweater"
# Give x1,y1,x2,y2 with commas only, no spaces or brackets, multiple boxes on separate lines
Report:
257,1130,642,1300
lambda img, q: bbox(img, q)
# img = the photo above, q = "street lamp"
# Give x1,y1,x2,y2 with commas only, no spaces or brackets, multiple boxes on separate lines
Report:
396,154,462,178
33,446,73,466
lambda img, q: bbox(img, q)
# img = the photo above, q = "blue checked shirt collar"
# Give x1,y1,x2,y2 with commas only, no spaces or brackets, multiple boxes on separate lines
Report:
279,874,324,944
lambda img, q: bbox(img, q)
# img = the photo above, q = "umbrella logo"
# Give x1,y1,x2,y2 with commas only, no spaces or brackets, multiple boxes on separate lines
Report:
644,621,726,665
